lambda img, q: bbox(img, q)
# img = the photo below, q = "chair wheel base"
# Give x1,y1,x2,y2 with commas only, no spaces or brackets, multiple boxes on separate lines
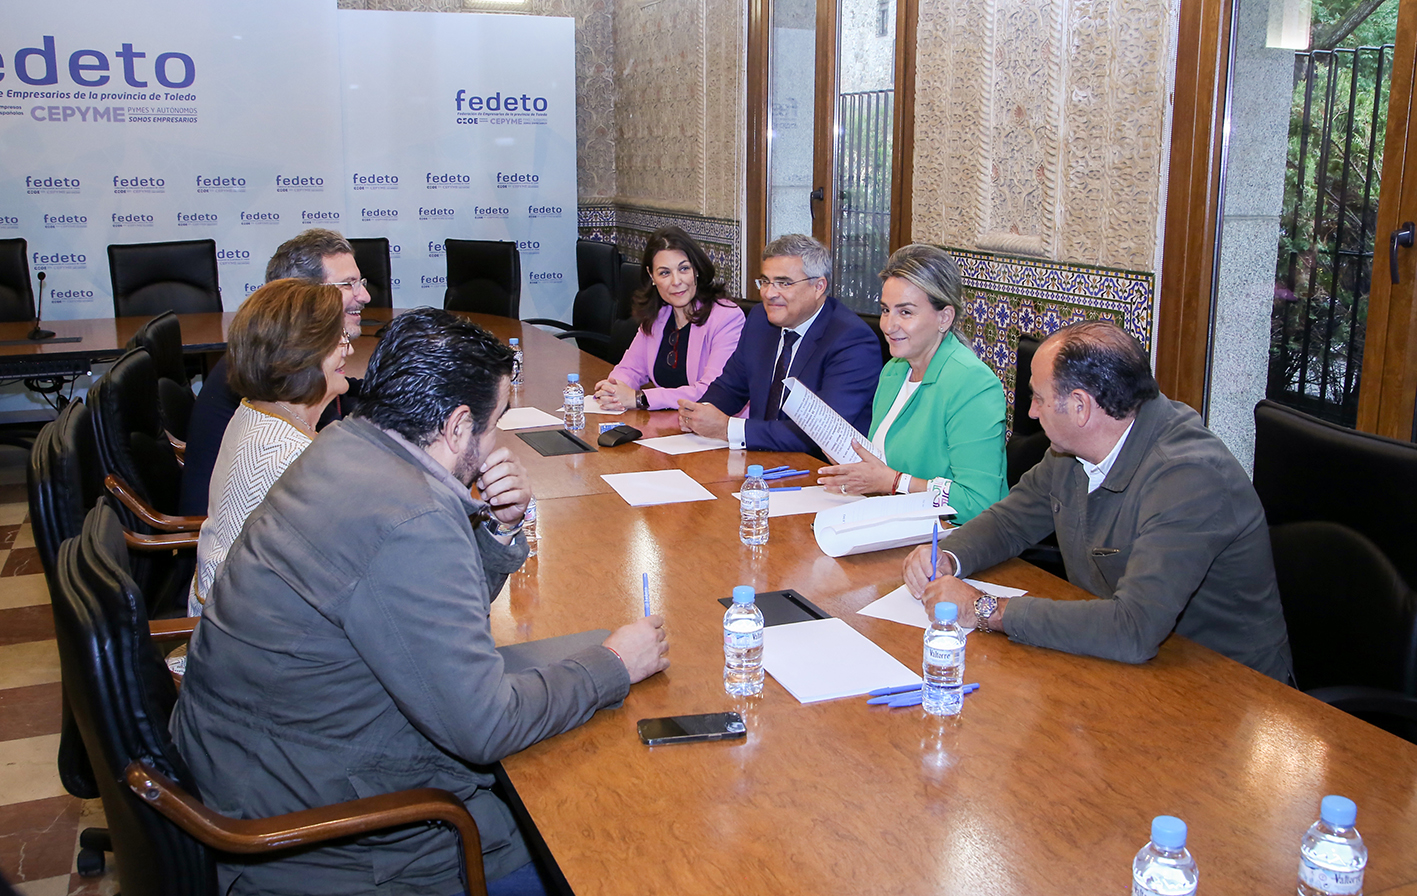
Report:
76,846,106,877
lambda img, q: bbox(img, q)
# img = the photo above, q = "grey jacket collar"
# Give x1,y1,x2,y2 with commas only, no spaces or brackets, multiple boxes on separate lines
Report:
343,417,486,516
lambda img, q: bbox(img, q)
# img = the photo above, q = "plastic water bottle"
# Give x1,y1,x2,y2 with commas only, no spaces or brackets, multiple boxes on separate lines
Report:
922,602,965,715
562,373,584,431
1299,795,1366,896
739,464,769,546
723,585,765,696
1132,816,1199,896
522,496,538,558
509,338,524,386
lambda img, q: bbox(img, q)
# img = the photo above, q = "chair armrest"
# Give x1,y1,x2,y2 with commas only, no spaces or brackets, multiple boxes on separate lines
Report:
104,474,205,532
1306,686,1417,722
554,330,611,344
166,431,186,455
125,761,486,896
522,317,572,331
149,617,199,643
124,529,199,551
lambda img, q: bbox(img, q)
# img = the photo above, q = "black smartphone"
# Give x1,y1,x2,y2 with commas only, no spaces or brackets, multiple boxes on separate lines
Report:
637,712,747,746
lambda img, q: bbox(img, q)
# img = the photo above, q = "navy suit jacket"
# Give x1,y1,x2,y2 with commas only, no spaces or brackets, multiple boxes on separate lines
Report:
700,294,881,455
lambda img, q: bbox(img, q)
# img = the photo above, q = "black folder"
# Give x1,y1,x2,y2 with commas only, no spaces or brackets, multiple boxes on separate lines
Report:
714,589,831,627
517,428,597,456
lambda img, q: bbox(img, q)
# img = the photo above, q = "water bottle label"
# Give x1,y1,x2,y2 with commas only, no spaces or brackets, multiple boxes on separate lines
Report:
1299,857,1363,894
925,646,962,664
726,631,763,650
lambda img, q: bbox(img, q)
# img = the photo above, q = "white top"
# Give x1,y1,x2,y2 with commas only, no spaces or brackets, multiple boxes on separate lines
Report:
870,376,923,456
187,401,312,616
728,301,827,450
1077,420,1135,494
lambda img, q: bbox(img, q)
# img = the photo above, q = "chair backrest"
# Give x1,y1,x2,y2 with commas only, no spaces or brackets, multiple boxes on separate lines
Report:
572,240,620,348
617,260,644,321
126,312,195,441
109,240,222,318
349,237,393,309
0,237,36,323
1006,334,1050,487
55,502,216,896
88,348,184,521
1253,398,1417,588
27,401,107,584
443,239,521,317
854,311,891,366
1271,520,1417,696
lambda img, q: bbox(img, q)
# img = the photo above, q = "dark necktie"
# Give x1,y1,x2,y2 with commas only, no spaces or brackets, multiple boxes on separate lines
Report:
764,330,800,421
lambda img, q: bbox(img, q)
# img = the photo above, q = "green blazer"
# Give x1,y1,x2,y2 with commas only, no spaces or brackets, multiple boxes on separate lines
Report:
867,331,1007,523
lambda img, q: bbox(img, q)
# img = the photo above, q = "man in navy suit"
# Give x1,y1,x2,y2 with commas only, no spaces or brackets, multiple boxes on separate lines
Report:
678,233,881,456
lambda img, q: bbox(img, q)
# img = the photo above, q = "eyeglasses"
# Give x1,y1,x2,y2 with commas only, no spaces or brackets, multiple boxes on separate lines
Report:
755,276,821,290
324,277,368,292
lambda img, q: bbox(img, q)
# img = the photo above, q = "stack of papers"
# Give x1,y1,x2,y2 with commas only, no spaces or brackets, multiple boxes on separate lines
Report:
763,617,921,703
858,582,1028,629
813,492,953,557
601,469,717,506
583,395,625,415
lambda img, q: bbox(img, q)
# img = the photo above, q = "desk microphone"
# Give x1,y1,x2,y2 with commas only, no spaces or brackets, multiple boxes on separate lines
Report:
28,271,55,341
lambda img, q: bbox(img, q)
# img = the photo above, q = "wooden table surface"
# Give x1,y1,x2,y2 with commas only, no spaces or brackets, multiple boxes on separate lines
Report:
491,483,1417,895
0,312,235,359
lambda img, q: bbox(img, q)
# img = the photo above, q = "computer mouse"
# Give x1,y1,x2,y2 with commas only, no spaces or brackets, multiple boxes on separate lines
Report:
598,425,642,447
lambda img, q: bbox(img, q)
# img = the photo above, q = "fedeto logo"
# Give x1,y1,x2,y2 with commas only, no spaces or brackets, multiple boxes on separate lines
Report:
176,211,217,225
301,210,340,222
217,248,250,261
195,175,244,192
419,207,454,219
420,274,447,288
111,212,153,225
453,90,547,113
25,175,80,192
51,288,95,300
33,251,85,265
352,173,398,189
42,212,86,226
528,205,561,217
0,215,19,227
472,206,507,218
0,36,195,88
425,172,470,188
362,208,398,220
112,175,164,192
496,172,538,184
275,175,324,191
239,211,280,224
528,271,563,282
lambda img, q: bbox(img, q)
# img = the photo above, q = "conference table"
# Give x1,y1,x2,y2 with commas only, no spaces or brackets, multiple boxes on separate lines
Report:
0,312,234,379
343,310,1417,895
32,307,1417,893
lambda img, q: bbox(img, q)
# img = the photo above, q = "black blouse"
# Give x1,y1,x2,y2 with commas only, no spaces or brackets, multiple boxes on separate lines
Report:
651,315,692,389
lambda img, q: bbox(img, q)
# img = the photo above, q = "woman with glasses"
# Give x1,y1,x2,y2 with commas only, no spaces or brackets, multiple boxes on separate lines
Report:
185,279,352,616
816,244,1007,524
593,226,744,411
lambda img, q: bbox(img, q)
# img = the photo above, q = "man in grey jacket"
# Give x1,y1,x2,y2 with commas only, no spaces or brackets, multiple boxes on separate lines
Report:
172,308,669,895
902,320,1292,681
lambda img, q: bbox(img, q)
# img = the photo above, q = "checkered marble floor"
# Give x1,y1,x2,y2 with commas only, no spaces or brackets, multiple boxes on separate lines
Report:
0,445,118,896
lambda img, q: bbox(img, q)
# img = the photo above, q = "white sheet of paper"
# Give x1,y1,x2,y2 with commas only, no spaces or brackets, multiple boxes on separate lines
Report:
763,617,921,703
812,492,954,557
731,485,863,517
858,582,1028,629
583,395,626,416
780,377,886,465
637,433,730,455
601,469,717,506
496,407,566,430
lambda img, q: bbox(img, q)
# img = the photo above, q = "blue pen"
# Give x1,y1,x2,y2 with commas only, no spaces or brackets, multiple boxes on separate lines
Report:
768,486,802,492
642,573,651,617
761,465,791,475
869,683,926,697
867,683,980,706
763,469,808,481
930,522,939,582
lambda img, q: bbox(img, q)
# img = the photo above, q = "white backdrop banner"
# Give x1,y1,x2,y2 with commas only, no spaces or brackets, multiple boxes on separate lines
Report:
0,0,345,319
0,2,577,321
337,10,577,320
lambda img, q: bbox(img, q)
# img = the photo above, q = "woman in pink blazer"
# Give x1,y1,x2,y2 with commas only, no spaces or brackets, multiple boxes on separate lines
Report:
594,226,745,411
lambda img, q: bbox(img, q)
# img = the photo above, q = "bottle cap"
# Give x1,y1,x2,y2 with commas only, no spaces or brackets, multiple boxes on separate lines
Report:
747,464,764,477
1320,795,1357,828
567,373,579,383
934,602,958,623
1150,815,1187,850
732,585,756,604
509,338,519,345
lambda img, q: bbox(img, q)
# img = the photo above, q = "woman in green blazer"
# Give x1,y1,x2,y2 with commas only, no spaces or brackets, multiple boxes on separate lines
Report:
816,244,1007,523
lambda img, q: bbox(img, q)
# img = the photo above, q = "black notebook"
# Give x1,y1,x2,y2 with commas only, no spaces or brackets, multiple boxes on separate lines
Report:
715,589,831,627
517,428,597,456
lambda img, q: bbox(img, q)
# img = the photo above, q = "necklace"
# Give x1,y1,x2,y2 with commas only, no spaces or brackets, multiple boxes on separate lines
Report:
276,402,317,435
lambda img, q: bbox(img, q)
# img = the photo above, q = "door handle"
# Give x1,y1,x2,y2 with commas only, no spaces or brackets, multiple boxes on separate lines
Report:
1390,222,1415,284
809,187,824,224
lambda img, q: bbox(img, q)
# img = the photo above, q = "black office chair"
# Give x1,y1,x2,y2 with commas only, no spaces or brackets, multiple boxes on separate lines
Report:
444,239,520,318
126,312,195,442
1006,334,1051,488
855,311,891,366
0,237,36,323
523,239,621,361
108,239,222,318
54,502,489,896
350,237,393,310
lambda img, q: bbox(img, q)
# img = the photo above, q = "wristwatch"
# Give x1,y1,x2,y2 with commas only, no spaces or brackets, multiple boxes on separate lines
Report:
636,391,649,410
973,594,999,633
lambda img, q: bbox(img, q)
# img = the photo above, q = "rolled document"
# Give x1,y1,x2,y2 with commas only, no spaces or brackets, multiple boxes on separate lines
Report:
780,377,886,465
813,492,953,557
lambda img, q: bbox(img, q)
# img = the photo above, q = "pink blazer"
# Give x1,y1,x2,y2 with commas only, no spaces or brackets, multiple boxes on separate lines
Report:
607,300,745,410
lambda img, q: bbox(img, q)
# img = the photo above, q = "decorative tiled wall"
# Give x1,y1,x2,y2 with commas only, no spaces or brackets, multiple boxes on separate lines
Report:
947,248,1154,430
580,204,742,293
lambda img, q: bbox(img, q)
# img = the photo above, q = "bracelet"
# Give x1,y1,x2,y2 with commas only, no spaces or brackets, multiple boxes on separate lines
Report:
605,645,623,663
492,514,525,536
890,471,903,494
